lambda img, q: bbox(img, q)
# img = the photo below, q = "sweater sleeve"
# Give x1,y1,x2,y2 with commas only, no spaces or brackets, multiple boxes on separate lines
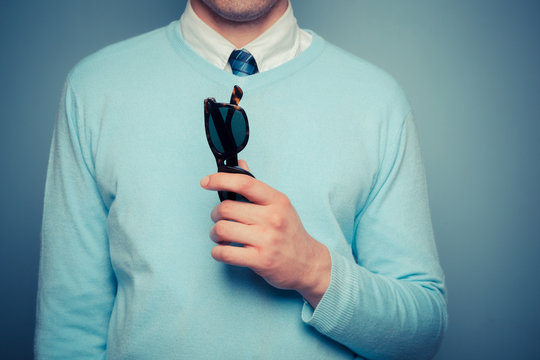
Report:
302,112,447,360
35,78,116,359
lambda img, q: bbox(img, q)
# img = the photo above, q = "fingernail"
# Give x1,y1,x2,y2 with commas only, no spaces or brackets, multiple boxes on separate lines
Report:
200,176,210,187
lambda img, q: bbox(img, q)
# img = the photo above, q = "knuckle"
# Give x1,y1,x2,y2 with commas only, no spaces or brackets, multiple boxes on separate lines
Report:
211,246,223,261
278,193,291,207
269,212,287,230
211,207,219,222
259,250,278,270
217,201,234,219
219,248,233,263
214,220,229,238
207,174,217,187
238,176,254,192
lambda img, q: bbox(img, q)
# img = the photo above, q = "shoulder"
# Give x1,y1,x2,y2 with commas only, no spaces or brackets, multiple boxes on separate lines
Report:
66,24,171,92
314,35,410,115
307,32,411,126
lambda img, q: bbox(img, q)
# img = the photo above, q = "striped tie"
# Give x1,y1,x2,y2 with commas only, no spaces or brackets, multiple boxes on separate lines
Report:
228,49,259,76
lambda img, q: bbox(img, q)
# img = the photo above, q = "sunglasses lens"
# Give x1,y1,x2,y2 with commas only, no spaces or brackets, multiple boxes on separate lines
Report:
208,107,247,154
208,112,224,153
230,110,247,147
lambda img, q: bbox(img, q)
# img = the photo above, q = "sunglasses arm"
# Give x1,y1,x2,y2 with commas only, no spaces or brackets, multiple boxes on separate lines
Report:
229,85,243,105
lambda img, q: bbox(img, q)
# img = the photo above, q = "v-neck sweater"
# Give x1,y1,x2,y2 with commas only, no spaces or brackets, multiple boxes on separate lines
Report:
36,21,447,360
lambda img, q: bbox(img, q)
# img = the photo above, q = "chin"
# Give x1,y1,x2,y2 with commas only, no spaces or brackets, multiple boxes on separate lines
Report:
202,0,281,22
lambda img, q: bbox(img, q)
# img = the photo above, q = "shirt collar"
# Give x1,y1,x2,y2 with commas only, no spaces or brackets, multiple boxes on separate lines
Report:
179,0,305,73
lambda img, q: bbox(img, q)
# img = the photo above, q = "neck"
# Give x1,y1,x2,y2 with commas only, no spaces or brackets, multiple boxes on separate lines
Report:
190,0,289,48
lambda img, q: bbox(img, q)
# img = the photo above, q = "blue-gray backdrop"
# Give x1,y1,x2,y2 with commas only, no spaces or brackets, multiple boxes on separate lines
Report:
1,1,539,359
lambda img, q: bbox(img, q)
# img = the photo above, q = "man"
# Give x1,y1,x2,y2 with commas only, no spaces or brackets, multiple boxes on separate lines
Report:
35,0,447,359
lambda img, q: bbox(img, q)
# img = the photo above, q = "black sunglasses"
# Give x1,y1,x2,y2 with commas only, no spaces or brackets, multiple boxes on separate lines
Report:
204,85,255,202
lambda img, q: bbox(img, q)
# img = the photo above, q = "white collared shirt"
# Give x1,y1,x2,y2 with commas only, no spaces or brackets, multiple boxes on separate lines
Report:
179,0,312,73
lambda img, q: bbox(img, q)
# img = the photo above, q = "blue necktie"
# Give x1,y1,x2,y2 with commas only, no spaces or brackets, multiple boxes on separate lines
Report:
228,49,259,76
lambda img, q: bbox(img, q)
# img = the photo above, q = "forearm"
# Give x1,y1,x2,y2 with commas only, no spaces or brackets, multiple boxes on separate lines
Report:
302,250,447,360
298,111,448,358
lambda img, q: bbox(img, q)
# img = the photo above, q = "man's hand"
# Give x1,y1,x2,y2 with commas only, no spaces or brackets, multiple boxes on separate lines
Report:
200,161,331,308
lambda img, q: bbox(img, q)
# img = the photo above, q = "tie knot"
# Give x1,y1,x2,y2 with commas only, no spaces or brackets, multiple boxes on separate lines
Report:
228,49,259,76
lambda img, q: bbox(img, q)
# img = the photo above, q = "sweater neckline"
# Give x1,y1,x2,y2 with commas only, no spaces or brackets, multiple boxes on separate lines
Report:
165,20,325,90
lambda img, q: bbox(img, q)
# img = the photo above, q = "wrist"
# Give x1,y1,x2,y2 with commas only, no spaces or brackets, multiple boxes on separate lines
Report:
297,239,331,308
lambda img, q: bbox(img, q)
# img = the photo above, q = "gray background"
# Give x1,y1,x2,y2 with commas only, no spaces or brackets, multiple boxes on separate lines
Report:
1,0,539,359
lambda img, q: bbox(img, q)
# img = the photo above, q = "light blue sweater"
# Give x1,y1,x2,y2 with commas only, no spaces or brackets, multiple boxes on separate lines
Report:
36,21,447,359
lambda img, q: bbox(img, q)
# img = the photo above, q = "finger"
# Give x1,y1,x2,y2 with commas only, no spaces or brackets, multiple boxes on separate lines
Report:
201,173,280,205
211,200,265,225
238,159,250,172
210,220,261,247
211,244,258,267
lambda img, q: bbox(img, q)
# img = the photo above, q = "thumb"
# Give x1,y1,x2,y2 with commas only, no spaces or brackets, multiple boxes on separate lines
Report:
238,159,250,172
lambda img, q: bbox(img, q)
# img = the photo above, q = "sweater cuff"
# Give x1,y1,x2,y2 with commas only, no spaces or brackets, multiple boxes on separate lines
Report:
301,248,355,337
